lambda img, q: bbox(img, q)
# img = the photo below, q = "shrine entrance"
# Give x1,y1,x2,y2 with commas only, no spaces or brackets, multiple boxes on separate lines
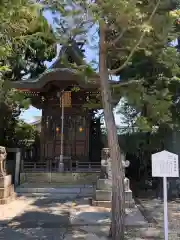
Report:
42,113,90,171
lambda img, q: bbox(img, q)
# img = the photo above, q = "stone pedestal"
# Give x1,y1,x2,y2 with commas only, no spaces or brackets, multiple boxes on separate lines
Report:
0,175,16,204
0,147,16,204
93,148,134,208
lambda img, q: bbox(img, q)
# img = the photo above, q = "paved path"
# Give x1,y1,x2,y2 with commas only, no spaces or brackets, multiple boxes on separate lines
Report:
0,197,110,239
0,196,159,239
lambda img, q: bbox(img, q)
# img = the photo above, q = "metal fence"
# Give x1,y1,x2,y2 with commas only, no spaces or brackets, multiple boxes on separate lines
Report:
22,159,101,173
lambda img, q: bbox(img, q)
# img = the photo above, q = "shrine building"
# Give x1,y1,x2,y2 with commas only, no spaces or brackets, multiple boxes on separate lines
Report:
11,41,118,173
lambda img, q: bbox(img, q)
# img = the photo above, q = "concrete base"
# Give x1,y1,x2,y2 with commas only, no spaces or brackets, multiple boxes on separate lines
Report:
0,185,14,198
0,175,15,204
20,172,99,185
94,178,135,208
0,175,12,188
92,199,135,208
96,179,111,190
95,189,133,201
0,193,16,204
96,190,111,201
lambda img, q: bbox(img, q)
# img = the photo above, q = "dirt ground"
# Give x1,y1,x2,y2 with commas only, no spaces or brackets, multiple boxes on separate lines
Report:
136,197,180,240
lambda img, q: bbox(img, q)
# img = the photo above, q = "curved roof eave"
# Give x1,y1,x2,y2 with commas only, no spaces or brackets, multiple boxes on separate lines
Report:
11,68,100,90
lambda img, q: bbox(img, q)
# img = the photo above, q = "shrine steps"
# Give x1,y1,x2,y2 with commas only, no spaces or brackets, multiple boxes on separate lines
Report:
15,183,95,199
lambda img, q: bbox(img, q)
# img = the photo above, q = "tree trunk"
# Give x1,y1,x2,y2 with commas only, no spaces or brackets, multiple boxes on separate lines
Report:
0,80,8,145
99,22,125,239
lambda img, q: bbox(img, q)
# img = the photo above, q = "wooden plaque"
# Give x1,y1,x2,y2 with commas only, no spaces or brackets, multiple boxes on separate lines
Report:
60,91,71,107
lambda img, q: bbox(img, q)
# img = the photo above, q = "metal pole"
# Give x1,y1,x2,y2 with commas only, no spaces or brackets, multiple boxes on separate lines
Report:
163,176,168,240
60,90,64,170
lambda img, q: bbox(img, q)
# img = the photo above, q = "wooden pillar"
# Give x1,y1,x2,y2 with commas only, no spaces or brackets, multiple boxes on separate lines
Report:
41,104,46,162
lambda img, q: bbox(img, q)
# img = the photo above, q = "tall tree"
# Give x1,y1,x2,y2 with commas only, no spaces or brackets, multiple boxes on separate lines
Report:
45,0,180,239
115,6,180,131
0,0,56,145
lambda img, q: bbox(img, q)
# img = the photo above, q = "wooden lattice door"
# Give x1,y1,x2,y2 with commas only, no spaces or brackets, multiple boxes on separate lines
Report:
42,107,89,165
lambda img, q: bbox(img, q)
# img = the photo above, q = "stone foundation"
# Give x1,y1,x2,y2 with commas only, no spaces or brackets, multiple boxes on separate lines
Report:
0,175,12,188
0,175,16,204
93,148,135,208
94,178,135,208
20,172,99,185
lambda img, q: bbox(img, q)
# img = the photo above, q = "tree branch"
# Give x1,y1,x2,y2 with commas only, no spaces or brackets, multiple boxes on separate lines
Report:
108,28,127,47
112,79,143,88
109,0,161,75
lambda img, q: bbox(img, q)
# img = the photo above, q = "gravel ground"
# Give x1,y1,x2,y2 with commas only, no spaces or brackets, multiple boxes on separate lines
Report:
136,197,180,240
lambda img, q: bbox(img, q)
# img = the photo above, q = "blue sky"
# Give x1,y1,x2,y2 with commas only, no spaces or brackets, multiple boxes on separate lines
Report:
20,10,122,124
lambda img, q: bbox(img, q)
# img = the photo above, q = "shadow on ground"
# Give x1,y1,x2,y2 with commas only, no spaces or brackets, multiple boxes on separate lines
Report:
0,197,72,240
0,197,111,239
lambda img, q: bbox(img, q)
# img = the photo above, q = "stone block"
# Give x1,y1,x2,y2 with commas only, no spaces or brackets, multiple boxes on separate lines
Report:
21,172,99,185
0,174,15,204
96,189,133,202
96,179,112,190
96,190,111,201
125,191,135,208
0,185,14,199
92,199,135,208
0,193,16,204
25,173,50,183
125,190,133,202
92,199,111,208
0,175,12,188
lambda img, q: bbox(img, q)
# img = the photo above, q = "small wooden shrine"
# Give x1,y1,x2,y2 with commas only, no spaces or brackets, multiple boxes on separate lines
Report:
11,41,118,169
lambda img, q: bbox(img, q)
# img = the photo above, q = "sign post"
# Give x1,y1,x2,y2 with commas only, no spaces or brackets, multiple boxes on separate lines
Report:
163,176,168,240
151,150,179,240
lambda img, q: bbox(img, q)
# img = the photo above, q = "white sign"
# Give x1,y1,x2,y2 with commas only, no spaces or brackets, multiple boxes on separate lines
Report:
151,150,179,240
152,150,179,178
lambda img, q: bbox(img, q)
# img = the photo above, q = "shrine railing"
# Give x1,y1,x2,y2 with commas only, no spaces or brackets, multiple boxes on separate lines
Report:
22,160,101,173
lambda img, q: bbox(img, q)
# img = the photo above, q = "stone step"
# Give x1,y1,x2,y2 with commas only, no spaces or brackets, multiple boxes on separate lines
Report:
16,192,92,199
15,184,95,199
92,199,111,208
18,183,94,188
16,186,94,194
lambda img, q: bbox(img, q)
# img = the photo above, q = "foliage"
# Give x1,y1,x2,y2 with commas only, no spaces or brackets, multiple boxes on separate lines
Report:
0,0,56,145
112,3,180,131
115,44,180,131
14,120,39,147
0,0,56,74
5,119,39,147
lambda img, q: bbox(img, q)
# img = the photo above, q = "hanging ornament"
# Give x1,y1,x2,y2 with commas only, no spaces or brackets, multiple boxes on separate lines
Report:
56,127,60,132
79,127,83,132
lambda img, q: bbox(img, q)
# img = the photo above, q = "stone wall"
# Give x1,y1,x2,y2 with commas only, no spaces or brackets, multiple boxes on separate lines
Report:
20,172,99,185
